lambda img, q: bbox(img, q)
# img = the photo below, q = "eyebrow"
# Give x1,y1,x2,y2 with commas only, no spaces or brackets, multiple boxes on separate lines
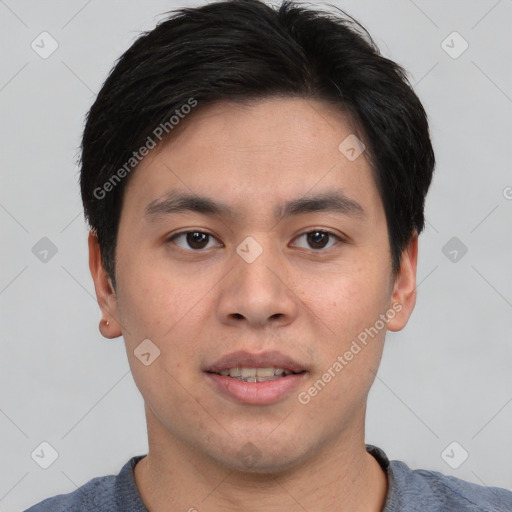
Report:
144,190,366,222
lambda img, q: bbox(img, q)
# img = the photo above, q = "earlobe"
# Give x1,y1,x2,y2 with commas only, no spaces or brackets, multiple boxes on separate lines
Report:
387,233,419,332
88,231,122,339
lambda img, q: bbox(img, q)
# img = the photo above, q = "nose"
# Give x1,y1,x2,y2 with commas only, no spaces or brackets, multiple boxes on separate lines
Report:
216,237,298,329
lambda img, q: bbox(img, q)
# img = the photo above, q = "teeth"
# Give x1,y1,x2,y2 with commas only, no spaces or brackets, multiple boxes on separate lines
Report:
217,366,295,381
240,367,257,378
256,367,275,377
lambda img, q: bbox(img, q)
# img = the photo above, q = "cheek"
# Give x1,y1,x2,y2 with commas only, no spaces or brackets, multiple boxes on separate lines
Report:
302,260,391,337
296,260,390,396
115,252,223,375
115,262,210,415
116,240,201,334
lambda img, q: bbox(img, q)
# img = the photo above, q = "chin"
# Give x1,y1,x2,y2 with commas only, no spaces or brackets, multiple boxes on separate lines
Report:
208,437,313,475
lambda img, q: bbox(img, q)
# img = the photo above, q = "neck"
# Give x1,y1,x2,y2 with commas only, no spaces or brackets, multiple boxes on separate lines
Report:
134,406,388,512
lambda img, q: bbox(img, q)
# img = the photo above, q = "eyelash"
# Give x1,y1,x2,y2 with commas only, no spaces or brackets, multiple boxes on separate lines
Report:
166,229,345,252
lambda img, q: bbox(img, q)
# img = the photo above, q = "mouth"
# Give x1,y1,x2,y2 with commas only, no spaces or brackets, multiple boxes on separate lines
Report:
207,366,305,383
203,350,308,405
204,350,307,378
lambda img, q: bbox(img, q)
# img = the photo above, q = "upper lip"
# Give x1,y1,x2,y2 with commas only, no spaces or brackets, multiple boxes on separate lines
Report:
204,350,307,374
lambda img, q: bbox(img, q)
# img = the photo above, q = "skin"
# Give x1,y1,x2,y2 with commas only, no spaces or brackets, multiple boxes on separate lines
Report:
89,97,418,511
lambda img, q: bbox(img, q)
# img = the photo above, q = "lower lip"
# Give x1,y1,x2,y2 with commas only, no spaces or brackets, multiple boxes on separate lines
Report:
205,372,307,405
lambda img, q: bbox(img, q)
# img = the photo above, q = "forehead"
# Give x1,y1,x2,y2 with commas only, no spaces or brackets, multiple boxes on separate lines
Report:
122,97,381,222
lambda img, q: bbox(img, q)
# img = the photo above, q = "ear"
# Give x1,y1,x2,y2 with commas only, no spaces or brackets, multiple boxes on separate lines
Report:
88,231,122,339
387,233,418,332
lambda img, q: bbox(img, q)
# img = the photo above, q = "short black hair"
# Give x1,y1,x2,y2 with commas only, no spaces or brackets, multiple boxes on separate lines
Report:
80,0,435,290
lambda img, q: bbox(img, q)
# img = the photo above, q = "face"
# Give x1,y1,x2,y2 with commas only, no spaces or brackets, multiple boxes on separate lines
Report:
90,97,417,473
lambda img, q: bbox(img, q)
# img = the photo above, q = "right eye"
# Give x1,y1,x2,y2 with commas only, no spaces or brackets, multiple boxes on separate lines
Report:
167,231,222,251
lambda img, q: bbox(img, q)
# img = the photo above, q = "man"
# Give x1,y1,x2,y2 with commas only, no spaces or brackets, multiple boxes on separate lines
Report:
25,0,512,510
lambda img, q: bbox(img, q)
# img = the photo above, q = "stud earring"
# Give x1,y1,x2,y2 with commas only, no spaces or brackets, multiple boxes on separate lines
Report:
105,320,110,327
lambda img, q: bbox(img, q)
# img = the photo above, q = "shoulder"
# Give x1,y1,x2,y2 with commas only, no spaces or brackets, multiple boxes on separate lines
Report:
23,456,146,512
388,459,512,512
366,445,512,512
23,475,116,512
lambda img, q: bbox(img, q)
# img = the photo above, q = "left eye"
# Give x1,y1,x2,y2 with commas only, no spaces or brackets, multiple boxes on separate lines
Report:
168,231,221,250
292,230,341,250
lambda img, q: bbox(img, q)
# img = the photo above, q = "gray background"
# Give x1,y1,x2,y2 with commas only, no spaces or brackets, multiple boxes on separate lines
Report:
1,0,511,510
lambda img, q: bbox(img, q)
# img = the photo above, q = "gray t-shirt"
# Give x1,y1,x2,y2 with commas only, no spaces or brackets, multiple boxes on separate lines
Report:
24,444,512,511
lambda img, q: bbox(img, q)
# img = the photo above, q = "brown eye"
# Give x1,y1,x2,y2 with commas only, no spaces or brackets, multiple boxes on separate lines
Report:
293,230,340,250
308,231,329,249
169,231,221,250
187,232,209,249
